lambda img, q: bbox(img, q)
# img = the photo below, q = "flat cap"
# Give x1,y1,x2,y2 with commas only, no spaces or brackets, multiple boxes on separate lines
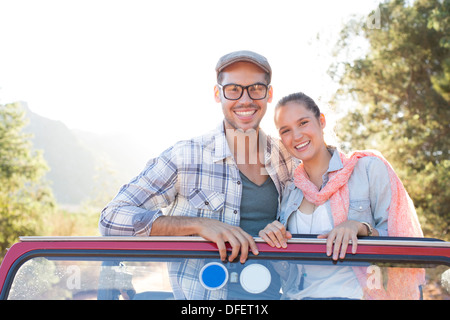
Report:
215,50,272,83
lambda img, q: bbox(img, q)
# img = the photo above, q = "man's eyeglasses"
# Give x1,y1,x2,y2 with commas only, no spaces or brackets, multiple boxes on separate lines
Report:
217,83,269,100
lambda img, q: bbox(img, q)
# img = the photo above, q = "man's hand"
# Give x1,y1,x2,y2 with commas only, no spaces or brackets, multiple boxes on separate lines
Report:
196,218,259,263
151,216,258,263
258,220,292,249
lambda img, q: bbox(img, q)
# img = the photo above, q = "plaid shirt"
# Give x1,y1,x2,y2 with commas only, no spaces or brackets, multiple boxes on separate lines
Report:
99,123,295,299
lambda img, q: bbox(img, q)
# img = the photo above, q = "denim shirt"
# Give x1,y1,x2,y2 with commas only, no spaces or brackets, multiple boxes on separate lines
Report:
278,148,390,236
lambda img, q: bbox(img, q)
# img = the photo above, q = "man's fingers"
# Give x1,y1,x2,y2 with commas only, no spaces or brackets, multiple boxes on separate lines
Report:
246,233,259,256
233,231,249,263
224,231,241,262
220,227,258,263
235,228,259,263
199,220,257,263
215,239,227,262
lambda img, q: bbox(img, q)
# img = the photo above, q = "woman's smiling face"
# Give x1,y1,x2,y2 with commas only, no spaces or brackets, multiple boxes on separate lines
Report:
275,101,326,162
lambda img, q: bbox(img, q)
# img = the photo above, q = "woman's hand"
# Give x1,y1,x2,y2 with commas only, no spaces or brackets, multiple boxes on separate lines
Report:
318,220,369,260
259,220,292,248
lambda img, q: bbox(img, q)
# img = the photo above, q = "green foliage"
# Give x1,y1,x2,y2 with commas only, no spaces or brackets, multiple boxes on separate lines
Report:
329,0,449,240
0,102,56,259
428,0,450,102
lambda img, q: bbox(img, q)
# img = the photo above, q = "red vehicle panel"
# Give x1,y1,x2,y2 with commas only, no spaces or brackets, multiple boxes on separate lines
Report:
1,236,449,301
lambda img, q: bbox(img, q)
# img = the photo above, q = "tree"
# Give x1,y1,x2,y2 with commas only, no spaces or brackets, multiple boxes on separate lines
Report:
0,102,56,259
329,0,449,239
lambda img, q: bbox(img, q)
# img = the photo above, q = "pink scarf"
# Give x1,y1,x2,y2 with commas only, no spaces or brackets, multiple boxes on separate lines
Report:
293,150,423,237
293,150,424,299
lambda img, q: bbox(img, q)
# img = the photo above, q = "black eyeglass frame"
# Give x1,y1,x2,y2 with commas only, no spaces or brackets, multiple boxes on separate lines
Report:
217,82,270,101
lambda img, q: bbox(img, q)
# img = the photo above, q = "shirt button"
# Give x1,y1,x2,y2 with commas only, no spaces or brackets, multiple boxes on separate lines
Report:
204,201,209,206
237,181,241,185
233,210,238,214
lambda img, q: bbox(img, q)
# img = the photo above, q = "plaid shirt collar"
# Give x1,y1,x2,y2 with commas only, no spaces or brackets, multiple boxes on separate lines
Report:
211,122,233,162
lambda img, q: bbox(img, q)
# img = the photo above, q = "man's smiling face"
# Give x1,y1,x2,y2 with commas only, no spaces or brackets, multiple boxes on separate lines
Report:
215,61,272,132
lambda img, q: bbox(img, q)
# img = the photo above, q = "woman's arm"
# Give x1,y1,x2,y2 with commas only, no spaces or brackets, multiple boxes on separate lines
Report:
318,156,390,260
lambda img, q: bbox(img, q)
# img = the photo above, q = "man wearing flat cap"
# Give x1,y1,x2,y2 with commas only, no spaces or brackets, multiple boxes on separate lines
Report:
99,50,295,299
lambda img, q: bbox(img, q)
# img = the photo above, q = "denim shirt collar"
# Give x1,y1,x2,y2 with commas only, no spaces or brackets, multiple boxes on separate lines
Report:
279,147,342,223
317,146,342,187
285,147,342,191
327,147,343,173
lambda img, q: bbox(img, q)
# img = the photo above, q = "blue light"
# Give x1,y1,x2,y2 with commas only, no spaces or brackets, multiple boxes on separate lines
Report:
199,262,228,290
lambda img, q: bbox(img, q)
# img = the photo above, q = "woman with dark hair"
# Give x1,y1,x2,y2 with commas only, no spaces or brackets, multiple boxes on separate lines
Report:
259,92,424,299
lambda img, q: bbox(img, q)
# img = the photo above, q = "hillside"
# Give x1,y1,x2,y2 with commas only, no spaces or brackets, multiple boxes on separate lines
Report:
20,103,150,207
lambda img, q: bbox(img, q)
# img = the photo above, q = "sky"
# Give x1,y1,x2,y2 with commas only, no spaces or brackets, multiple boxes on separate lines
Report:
0,0,381,159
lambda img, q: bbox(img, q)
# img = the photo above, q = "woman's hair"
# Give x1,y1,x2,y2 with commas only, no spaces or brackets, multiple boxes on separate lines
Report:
275,92,321,119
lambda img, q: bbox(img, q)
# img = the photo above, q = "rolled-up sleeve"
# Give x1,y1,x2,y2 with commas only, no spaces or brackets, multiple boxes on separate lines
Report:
99,147,178,236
